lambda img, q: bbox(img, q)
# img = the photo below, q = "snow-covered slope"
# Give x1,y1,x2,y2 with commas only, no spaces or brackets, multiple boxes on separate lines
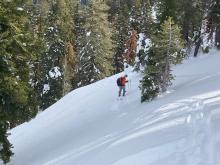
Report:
6,49,220,165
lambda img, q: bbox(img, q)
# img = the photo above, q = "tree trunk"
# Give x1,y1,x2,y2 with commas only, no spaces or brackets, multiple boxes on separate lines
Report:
63,42,77,95
194,37,202,57
215,26,220,48
163,18,172,92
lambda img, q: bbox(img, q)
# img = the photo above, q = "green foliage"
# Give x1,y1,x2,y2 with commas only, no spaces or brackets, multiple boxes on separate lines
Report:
0,122,13,164
74,1,114,88
109,0,130,73
175,0,203,42
140,48,159,102
31,0,78,109
156,0,177,25
209,0,220,47
210,0,220,24
127,0,152,33
109,0,153,73
159,17,185,63
141,17,185,102
0,0,44,163
134,48,146,71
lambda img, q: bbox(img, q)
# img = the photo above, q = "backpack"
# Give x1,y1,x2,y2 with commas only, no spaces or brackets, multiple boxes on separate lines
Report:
117,77,122,86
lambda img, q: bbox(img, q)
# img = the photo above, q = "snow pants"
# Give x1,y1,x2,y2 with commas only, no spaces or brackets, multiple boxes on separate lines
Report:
119,86,126,97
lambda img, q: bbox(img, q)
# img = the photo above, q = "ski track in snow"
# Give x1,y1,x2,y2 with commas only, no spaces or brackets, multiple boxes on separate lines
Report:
33,94,220,165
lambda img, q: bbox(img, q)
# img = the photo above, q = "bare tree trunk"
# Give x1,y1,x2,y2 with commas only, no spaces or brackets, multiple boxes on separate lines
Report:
163,18,172,92
194,37,202,57
215,26,220,48
63,42,77,95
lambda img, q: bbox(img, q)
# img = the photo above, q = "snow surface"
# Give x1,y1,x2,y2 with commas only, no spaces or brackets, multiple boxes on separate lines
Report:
5,49,220,165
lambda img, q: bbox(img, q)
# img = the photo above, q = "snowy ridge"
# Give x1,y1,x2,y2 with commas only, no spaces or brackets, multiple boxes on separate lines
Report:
5,49,220,165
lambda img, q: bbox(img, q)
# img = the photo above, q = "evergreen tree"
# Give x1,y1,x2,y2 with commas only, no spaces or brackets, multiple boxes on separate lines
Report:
132,0,153,71
110,0,153,72
110,0,130,73
0,0,43,163
209,0,220,48
34,0,77,110
190,0,213,56
92,0,114,76
128,0,152,34
74,1,114,88
139,0,152,35
140,47,160,102
57,0,78,95
127,0,141,31
159,17,185,91
176,0,203,47
134,37,152,72
25,2,47,111
35,0,64,110
155,0,206,55
0,122,12,164
141,17,185,102
155,0,177,25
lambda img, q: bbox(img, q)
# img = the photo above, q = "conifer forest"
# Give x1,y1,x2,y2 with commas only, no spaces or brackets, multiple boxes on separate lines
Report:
0,0,220,163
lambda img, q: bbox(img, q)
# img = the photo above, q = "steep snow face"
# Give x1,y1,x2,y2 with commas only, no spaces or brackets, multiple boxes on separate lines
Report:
5,49,220,165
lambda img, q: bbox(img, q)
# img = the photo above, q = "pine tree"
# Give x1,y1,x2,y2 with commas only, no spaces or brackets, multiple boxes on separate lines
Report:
74,0,114,88
140,47,160,102
127,0,141,31
35,0,64,109
132,0,153,71
92,0,114,76
57,0,78,95
110,0,153,72
175,0,203,48
159,17,185,91
24,2,47,112
0,122,13,164
0,0,43,163
155,0,207,55
139,0,152,35
128,0,152,34
156,0,177,25
134,36,152,72
33,0,77,110
209,0,220,48
190,0,213,56
110,0,130,73
141,17,185,102
112,10,128,73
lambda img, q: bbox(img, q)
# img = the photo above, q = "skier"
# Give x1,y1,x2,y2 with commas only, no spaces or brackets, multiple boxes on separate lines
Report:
117,74,128,97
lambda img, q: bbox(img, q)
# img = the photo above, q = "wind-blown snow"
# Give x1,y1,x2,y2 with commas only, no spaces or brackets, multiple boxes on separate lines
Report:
5,49,220,165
